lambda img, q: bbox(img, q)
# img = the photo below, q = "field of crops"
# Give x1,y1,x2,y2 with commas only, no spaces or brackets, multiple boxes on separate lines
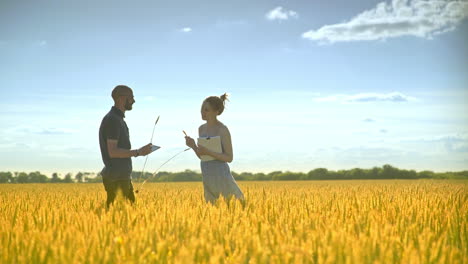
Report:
0,180,466,263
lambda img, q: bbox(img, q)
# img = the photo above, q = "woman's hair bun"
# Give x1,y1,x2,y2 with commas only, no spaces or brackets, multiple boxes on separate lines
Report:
204,93,230,115
220,93,229,103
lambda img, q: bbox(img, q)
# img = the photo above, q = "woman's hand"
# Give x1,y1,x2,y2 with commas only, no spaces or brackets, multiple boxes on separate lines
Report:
185,136,196,149
196,145,209,155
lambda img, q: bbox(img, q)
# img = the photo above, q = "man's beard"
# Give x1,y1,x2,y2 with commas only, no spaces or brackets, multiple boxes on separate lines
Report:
125,99,133,110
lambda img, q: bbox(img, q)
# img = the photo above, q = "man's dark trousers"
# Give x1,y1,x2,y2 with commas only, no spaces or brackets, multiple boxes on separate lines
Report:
103,177,135,207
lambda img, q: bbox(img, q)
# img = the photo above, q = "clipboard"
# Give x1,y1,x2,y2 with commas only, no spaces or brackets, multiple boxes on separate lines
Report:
197,136,222,161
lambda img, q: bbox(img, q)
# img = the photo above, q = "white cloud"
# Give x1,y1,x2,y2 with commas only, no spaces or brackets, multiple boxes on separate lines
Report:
33,40,47,47
180,27,192,33
36,128,74,135
402,133,468,154
363,118,377,122
347,92,414,102
302,0,468,43
401,133,468,141
266,6,299,21
315,92,416,102
6,126,74,135
215,20,248,28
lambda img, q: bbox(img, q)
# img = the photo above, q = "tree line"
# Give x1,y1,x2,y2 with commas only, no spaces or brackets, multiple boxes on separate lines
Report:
1,165,467,184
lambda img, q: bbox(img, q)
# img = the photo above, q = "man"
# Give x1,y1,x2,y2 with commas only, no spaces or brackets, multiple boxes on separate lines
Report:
99,85,152,207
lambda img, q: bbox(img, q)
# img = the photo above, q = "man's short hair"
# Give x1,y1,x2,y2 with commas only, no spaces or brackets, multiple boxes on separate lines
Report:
111,85,132,101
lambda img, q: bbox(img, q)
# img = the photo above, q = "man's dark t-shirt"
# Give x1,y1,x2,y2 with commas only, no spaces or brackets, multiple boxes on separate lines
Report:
99,106,132,180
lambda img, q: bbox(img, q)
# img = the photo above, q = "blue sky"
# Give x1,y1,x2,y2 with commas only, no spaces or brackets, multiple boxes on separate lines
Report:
1,0,467,175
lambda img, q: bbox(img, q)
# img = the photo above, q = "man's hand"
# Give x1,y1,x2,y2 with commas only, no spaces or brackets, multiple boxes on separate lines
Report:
138,143,153,156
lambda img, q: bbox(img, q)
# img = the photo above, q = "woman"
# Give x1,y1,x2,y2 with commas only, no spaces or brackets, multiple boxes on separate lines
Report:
185,93,244,203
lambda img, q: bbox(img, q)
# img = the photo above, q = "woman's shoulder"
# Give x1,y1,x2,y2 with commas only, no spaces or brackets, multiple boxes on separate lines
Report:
218,123,230,134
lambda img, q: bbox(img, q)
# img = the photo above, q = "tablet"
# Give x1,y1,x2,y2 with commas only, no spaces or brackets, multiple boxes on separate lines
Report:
151,145,161,152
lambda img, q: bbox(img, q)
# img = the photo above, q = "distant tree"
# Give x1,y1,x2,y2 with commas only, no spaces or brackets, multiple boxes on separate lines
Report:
29,171,48,183
1,166,467,184
236,172,254,181
152,171,171,182
131,171,142,181
0,172,12,183
334,170,347,180
63,173,73,183
453,171,468,179
254,173,269,181
171,170,201,182
82,172,95,183
87,174,102,183
273,172,305,181
369,167,381,179
16,172,30,183
51,173,61,183
308,168,328,180
418,170,434,179
268,171,283,180
380,164,399,179
10,172,18,183
348,168,365,179
400,169,418,179
75,172,84,183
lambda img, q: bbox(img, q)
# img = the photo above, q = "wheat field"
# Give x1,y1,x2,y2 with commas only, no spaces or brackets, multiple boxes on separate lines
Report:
0,180,466,263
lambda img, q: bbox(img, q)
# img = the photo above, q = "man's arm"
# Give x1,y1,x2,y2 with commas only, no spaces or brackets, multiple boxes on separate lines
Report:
107,140,152,158
105,116,152,158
